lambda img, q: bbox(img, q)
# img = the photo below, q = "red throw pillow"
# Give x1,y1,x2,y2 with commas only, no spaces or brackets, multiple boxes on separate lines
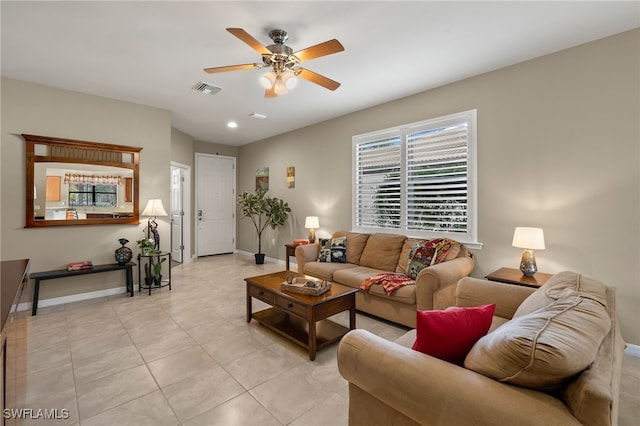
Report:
412,304,496,365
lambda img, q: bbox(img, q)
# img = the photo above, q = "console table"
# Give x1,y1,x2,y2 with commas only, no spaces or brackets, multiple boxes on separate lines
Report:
285,244,296,270
29,262,135,315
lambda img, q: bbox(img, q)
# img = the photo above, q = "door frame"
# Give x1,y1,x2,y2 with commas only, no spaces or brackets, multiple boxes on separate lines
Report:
170,161,192,263
194,153,237,257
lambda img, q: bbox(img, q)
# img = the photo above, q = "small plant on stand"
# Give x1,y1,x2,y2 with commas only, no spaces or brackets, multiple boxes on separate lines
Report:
137,237,156,255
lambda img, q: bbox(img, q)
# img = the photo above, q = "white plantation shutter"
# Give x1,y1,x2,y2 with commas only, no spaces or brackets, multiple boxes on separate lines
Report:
353,110,478,245
406,123,468,234
354,134,402,229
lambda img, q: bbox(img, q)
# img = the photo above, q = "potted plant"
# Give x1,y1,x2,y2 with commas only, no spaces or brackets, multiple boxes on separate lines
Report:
136,237,156,255
237,189,291,264
142,255,166,286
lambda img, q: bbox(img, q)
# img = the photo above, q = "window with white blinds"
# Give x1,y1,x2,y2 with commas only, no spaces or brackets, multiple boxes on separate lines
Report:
353,110,478,245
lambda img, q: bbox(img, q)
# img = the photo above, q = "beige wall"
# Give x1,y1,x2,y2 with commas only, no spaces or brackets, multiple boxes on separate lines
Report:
237,30,640,345
1,77,172,301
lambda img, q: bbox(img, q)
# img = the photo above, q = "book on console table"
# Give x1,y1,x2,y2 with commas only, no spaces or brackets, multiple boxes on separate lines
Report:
293,239,310,246
67,261,93,271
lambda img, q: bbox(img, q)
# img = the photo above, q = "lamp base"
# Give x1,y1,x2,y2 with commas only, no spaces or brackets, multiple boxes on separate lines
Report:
308,229,316,244
519,249,537,277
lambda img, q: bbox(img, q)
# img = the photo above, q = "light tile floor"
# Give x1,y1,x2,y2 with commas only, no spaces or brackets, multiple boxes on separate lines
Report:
6,253,639,425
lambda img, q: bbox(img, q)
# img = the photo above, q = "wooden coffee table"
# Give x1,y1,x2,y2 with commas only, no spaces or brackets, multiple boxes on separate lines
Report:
245,271,357,361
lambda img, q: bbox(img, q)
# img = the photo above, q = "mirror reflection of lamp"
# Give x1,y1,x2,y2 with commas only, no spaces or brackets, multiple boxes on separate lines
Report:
512,227,545,277
305,216,320,244
142,199,168,251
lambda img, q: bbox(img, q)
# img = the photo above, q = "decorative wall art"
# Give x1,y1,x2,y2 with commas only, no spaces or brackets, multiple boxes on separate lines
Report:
256,167,269,191
287,166,295,188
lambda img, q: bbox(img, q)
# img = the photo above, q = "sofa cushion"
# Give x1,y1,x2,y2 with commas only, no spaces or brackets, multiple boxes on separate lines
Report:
334,266,416,305
412,304,495,365
303,261,357,282
514,271,609,318
345,232,370,264
464,290,611,391
360,273,416,296
359,233,406,271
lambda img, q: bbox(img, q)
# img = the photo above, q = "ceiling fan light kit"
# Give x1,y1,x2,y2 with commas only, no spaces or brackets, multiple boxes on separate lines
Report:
204,27,344,98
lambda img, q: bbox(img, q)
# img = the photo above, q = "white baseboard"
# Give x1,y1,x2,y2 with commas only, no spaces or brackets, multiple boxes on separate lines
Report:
18,286,128,312
234,250,293,267
625,343,640,358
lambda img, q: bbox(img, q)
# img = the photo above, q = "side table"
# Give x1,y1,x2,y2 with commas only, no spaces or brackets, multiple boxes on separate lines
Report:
137,252,172,295
285,244,296,270
485,267,552,288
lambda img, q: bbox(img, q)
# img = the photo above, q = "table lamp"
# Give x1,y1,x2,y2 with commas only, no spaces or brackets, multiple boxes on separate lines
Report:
512,227,545,277
142,199,168,251
305,216,319,243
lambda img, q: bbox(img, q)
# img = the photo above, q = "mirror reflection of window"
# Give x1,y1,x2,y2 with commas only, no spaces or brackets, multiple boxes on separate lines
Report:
68,183,118,208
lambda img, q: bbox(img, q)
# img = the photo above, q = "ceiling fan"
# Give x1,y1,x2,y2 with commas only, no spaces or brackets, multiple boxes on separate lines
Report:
204,28,344,98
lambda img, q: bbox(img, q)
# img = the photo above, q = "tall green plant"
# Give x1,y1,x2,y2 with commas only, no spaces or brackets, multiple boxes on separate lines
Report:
237,189,291,254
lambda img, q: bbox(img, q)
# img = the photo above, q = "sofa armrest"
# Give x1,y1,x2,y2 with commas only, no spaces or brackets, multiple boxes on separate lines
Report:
455,277,536,319
338,329,581,426
294,243,320,272
414,254,475,311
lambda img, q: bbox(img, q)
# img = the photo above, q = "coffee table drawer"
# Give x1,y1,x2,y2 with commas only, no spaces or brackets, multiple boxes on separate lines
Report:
249,285,274,304
275,295,307,317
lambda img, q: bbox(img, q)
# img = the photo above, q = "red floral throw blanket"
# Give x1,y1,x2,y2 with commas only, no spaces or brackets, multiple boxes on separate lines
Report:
360,273,416,296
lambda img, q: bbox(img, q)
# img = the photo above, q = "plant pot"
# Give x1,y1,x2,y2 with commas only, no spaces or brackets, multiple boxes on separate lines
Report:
144,277,153,287
254,253,265,264
154,275,162,286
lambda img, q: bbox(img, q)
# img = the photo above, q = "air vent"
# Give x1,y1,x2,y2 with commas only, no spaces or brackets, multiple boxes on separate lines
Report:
192,82,222,95
249,113,267,119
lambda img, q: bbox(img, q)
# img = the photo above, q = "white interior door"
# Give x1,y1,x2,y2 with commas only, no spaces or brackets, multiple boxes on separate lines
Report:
196,154,235,256
170,165,184,262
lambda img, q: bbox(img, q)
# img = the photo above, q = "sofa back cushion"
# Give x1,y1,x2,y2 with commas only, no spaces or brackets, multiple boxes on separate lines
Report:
514,271,609,318
344,232,370,264
464,283,611,391
358,233,406,271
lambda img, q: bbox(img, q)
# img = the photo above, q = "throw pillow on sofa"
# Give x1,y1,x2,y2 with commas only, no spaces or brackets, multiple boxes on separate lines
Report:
330,236,347,263
318,237,347,263
464,289,611,391
404,238,462,279
406,242,437,279
318,239,332,262
412,304,496,365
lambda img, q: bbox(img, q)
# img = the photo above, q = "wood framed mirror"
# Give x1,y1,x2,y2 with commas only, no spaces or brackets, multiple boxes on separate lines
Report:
23,134,142,227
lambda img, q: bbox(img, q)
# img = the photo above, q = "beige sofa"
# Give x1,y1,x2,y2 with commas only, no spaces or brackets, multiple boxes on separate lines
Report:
338,272,625,426
295,231,475,328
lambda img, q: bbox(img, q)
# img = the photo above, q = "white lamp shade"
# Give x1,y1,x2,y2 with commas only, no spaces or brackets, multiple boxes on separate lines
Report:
305,216,319,229
259,71,276,89
142,199,168,217
512,227,545,250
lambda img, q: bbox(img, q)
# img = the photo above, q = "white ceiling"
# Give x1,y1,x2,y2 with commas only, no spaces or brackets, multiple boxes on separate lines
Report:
2,1,638,146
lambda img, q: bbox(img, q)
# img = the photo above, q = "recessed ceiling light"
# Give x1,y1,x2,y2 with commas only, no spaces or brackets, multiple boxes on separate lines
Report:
227,121,238,128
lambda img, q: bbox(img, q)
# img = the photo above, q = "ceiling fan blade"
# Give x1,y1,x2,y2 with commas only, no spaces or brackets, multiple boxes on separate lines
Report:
227,28,272,55
296,68,341,91
293,39,344,62
204,63,259,74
